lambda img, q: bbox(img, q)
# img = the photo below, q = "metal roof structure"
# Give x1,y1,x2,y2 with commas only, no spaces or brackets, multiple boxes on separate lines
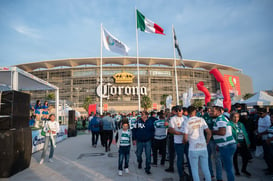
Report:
0,67,59,120
15,57,242,72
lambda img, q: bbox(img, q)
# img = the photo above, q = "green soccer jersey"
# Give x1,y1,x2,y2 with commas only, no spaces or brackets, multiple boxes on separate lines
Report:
213,114,236,147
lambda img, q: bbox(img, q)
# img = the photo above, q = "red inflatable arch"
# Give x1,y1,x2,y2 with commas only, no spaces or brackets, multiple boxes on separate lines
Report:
209,68,231,112
196,81,211,106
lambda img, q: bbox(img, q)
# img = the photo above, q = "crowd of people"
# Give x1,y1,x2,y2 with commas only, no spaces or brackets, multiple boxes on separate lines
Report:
85,104,273,181
34,101,273,181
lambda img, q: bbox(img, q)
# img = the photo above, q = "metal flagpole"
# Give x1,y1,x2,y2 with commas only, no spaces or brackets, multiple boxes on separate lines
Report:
172,25,179,105
100,24,103,115
135,8,141,112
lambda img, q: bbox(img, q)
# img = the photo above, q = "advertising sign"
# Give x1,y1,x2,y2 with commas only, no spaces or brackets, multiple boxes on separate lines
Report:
32,125,68,153
224,75,241,95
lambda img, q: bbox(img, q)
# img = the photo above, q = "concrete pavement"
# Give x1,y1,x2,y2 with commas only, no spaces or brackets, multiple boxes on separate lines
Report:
1,131,272,181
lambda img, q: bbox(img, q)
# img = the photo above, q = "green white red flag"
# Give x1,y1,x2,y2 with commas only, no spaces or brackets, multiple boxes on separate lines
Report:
136,9,165,35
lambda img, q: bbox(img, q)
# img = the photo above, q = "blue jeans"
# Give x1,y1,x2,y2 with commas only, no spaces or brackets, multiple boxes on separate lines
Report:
219,143,236,181
189,149,211,181
174,143,192,178
118,146,130,170
41,135,56,160
208,140,222,180
91,131,99,146
136,140,152,171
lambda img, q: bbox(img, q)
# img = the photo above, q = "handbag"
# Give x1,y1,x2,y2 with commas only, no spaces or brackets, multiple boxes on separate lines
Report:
41,129,46,136
41,121,48,136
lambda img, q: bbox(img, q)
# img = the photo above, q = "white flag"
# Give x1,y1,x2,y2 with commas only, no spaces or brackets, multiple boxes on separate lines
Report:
102,26,129,56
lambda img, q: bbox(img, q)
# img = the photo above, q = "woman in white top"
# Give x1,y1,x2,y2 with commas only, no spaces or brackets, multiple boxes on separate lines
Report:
40,114,60,164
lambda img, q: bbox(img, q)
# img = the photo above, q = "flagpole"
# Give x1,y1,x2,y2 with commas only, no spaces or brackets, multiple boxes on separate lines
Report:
100,23,103,115
172,25,179,105
135,8,141,113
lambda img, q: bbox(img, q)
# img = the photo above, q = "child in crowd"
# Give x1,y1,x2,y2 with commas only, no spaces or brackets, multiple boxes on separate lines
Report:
116,118,132,176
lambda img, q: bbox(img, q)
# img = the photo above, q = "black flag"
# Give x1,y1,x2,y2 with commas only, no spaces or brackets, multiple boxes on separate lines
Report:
173,27,185,68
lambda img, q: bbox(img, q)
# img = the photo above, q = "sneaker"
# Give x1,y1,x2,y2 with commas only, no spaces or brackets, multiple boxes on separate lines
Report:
125,168,129,174
145,170,151,174
39,159,44,165
165,167,174,173
235,172,240,176
242,170,251,177
138,162,142,169
118,170,123,176
48,159,54,163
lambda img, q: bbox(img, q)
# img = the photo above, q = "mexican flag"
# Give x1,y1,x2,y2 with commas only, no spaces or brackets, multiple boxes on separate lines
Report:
136,9,165,35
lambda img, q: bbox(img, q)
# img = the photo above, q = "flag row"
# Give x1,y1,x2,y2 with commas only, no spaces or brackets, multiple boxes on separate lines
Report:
102,9,184,65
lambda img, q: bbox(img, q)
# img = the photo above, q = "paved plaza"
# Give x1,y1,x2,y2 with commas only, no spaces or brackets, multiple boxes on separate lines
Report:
2,132,272,181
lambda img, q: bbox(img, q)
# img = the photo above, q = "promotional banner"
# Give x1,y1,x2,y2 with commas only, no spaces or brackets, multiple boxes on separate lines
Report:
224,75,241,95
32,125,68,153
88,104,97,115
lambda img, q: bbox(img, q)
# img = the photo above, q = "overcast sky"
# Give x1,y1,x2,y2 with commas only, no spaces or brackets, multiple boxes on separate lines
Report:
0,0,272,93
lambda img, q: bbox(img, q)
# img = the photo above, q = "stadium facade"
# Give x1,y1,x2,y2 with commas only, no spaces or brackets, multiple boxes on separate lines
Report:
16,57,253,112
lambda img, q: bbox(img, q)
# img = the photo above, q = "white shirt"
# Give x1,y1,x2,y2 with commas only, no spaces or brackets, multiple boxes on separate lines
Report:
45,120,60,136
184,116,208,151
258,114,271,140
169,115,185,144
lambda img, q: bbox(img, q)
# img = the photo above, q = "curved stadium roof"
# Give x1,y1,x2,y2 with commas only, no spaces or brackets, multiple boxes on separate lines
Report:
15,57,241,72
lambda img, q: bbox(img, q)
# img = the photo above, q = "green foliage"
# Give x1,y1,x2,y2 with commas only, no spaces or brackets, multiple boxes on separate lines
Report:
192,99,203,108
83,96,93,112
243,93,254,100
141,95,152,111
160,94,169,106
46,92,55,100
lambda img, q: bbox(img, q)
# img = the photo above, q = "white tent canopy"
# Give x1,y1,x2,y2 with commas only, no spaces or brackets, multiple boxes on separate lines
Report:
241,91,273,106
0,67,59,120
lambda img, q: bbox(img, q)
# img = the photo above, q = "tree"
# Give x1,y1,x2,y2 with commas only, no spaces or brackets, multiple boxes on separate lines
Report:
141,95,152,111
83,96,93,112
243,93,254,100
192,99,203,108
160,94,168,108
46,92,55,100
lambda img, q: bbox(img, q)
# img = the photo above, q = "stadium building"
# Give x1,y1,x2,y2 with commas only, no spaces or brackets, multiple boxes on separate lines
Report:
16,57,253,112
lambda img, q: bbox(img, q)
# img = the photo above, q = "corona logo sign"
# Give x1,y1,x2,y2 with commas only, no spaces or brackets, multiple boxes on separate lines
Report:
113,72,135,84
96,83,147,99
96,72,147,99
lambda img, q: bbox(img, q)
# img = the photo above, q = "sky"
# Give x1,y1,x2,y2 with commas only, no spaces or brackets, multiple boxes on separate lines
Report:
0,0,272,93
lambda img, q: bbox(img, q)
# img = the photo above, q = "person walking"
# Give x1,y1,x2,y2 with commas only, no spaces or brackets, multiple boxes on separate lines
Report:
129,111,137,130
152,113,168,166
117,119,132,176
132,111,155,174
230,112,251,177
212,106,236,181
183,106,212,181
40,114,60,164
101,112,115,152
88,114,101,147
